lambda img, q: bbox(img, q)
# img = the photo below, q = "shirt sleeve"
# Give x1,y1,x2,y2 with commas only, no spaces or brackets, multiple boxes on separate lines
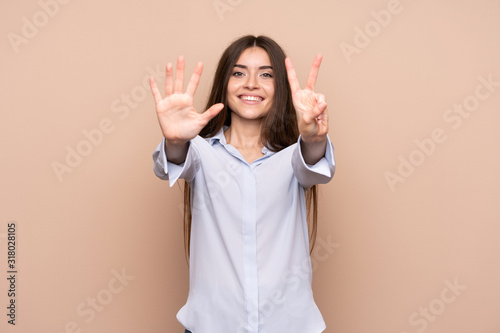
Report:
152,137,200,187
291,134,335,190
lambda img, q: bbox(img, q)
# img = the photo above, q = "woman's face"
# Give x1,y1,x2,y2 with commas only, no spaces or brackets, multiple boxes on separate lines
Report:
226,47,275,121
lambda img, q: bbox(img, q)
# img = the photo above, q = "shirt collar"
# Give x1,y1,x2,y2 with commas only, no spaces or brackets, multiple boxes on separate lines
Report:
208,126,227,146
208,126,274,157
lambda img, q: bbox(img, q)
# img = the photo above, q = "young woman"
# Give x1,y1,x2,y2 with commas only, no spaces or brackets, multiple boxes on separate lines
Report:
150,35,335,333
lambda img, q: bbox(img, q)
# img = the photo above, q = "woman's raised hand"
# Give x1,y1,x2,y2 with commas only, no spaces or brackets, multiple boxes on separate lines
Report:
149,56,224,143
285,54,328,143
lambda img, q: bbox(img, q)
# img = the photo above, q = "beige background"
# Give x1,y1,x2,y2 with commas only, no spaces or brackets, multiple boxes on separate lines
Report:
1,0,500,332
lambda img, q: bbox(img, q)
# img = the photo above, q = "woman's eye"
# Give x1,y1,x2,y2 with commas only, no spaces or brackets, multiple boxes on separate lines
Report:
232,71,244,77
261,72,273,78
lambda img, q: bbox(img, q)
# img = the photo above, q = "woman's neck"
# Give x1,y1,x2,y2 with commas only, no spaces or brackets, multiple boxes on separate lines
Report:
224,114,263,150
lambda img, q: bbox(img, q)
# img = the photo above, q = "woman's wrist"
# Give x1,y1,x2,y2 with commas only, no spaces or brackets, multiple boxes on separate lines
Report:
165,139,190,165
300,133,327,144
300,136,327,165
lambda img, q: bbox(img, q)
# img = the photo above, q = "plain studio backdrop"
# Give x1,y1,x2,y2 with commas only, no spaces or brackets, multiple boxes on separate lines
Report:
1,0,499,332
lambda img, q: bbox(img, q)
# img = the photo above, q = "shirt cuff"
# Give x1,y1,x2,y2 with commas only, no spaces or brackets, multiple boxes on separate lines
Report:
152,138,194,187
292,134,335,189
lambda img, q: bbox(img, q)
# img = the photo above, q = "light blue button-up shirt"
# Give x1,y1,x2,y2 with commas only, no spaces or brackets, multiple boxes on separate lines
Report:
153,127,335,333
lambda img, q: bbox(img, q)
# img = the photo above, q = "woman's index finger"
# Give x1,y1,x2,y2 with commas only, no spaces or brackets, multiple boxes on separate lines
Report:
186,62,203,97
305,53,323,91
285,57,301,94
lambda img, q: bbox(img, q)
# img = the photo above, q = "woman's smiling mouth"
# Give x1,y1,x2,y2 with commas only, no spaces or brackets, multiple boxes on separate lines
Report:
238,95,264,103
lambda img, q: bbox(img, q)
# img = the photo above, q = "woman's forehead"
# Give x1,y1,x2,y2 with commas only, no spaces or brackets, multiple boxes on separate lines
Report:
235,47,271,67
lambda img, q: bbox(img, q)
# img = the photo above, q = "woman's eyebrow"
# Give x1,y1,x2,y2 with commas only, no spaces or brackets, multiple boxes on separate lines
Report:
234,64,273,70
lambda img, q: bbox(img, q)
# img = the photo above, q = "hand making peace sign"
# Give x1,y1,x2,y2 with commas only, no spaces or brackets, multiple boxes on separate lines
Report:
285,54,329,143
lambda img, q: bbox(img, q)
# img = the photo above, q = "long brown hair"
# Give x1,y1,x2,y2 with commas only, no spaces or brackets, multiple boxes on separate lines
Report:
183,35,319,262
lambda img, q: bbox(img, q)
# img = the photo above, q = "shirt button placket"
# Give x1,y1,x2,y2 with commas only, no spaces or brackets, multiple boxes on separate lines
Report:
242,165,259,332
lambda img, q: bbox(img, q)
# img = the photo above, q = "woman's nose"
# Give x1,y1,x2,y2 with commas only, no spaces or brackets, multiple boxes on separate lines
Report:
244,74,259,89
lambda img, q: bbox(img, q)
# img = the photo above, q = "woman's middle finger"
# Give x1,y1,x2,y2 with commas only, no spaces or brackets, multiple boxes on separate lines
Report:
174,56,185,93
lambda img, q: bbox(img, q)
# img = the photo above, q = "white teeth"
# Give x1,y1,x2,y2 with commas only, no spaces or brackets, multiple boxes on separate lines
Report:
240,96,263,101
